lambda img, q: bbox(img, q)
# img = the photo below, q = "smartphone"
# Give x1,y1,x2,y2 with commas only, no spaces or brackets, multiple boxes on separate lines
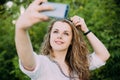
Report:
41,2,69,19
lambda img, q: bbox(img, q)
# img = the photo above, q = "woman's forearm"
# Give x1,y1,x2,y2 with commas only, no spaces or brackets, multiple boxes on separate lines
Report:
15,28,36,70
86,32,110,62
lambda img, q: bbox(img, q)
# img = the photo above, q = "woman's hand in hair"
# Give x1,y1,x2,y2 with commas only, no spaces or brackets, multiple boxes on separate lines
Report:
70,15,89,33
16,0,53,30
71,16,110,62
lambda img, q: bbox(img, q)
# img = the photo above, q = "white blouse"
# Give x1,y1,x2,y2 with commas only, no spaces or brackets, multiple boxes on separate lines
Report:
19,52,105,80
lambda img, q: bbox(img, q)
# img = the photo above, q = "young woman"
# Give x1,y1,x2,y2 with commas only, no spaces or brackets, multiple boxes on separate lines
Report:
15,0,110,80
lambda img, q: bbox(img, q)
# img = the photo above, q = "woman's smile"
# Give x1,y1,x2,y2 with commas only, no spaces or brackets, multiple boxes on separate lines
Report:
54,40,64,45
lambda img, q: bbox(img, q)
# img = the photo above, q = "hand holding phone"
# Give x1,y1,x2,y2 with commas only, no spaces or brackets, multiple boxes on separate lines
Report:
40,2,69,19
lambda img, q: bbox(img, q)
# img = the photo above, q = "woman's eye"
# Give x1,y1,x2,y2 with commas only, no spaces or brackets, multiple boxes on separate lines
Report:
64,32,69,36
53,31,58,33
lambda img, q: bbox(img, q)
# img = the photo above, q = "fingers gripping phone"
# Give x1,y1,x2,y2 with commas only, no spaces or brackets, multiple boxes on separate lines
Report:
41,2,69,19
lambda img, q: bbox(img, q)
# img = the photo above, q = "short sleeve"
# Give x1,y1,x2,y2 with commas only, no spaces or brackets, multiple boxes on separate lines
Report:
19,52,41,80
89,52,106,70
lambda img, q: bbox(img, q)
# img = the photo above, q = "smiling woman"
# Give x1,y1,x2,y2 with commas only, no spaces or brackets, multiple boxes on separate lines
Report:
15,0,110,80
39,19,90,80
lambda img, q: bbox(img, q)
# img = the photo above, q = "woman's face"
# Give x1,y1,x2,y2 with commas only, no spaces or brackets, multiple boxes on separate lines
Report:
50,21,72,52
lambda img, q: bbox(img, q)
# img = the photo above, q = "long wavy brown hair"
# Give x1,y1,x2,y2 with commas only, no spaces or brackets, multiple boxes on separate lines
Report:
40,19,90,80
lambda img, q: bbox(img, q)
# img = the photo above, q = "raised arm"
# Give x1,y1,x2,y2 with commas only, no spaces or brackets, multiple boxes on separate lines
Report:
15,0,53,71
85,31,110,61
71,16,110,62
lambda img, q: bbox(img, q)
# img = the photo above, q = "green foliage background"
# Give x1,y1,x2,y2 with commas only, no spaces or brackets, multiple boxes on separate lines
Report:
0,0,120,80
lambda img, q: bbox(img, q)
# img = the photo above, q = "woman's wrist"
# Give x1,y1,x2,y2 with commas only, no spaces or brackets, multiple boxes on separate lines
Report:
15,24,29,32
15,21,30,31
84,30,91,36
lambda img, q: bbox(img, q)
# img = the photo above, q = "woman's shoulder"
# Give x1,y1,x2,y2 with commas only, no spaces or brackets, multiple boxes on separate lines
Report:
34,52,50,62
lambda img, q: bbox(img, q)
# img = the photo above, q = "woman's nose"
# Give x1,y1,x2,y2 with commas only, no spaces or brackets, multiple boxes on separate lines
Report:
57,33,62,39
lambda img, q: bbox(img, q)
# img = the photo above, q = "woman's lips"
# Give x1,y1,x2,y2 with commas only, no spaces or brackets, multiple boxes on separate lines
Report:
55,40,64,45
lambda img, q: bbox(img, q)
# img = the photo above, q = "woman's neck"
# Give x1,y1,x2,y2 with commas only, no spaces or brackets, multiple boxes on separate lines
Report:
51,50,67,64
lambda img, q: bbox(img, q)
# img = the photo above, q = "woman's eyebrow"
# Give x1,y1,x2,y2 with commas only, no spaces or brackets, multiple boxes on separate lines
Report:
52,28,71,33
52,28,58,31
64,30,70,33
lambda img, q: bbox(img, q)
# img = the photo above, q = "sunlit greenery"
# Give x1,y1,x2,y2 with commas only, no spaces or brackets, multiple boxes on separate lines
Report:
0,0,120,80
